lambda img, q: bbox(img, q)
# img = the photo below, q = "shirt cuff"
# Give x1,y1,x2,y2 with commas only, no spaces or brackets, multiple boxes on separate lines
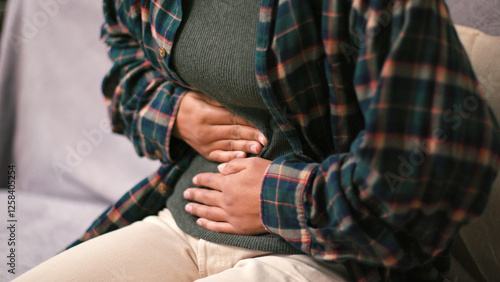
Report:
260,153,319,244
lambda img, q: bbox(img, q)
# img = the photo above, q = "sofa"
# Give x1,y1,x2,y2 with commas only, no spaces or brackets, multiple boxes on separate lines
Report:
0,0,498,281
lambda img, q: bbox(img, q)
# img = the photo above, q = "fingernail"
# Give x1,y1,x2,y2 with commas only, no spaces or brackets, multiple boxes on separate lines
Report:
236,152,245,158
192,176,198,185
250,144,258,154
196,219,203,227
259,136,267,145
218,163,227,171
183,190,191,199
185,204,192,213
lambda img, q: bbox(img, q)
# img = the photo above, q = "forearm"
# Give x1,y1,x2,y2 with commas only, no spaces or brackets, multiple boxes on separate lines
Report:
101,0,189,162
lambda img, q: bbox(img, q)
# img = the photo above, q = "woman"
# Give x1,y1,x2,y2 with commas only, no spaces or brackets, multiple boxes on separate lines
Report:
16,0,500,281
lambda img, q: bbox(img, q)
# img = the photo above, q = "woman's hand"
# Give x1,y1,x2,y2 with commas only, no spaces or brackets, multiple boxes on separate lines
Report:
183,157,272,235
173,91,267,163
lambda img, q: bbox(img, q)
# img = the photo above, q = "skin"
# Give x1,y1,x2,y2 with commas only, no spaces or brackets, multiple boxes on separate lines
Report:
173,90,272,235
173,90,268,163
185,157,272,235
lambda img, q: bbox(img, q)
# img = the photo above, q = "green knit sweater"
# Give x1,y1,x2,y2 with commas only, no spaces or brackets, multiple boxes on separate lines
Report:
168,0,300,254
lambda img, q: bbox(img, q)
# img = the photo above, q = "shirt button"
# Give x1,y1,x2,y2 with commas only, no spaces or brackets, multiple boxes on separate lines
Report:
155,149,164,159
157,183,168,195
158,47,166,57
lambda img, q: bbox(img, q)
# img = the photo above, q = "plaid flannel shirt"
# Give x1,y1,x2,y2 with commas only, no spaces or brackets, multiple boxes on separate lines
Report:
68,0,500,281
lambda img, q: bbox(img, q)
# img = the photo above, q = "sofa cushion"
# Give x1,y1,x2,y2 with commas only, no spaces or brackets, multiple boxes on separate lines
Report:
452,25,500,282
0,0,159,203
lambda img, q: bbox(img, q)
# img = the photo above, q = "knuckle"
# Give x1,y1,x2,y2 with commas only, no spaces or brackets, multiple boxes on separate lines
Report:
198,191,208,203
190,191,199,202
226,140,234,151
223,196,234,208
231,126,241,139
204,208,212,219
190,190,201,202
190,204,199,215
198,114,209,124
195,129,209,140
228,112,237,124
194,205,203,216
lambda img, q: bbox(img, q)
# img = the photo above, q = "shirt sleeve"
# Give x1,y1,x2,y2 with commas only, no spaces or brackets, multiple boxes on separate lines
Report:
100,0,188,163
260,0,500,270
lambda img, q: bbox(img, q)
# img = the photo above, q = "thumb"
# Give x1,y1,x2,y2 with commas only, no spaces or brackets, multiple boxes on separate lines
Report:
218,158,247,175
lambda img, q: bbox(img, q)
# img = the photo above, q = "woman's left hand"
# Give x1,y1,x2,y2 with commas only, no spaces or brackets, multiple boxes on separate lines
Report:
183,157,272,235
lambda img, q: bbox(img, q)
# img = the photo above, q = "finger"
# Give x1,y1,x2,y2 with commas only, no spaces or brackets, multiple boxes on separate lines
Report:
185,203,227,222
189,91,223,107
196,218,239,234
226,110,244,126
217,158,247,175
192,173,223,191
184,188,222,206
209,140,263,155
206,150,246,163
215,125,268,146
208,107,255,127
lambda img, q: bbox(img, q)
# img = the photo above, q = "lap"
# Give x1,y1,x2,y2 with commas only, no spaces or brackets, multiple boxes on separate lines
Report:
199,254,351,282
14,209,350,282
14,209,200,282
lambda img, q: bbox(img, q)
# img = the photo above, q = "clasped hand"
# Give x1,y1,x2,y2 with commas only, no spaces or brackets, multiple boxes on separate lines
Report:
173,90,267,163
184,157,271,235
173,91,271,235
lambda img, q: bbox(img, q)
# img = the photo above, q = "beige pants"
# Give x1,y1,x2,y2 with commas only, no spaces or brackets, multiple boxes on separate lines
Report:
14,209,350,282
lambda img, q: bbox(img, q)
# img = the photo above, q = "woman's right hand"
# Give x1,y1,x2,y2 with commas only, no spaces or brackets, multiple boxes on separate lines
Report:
173,91,267,163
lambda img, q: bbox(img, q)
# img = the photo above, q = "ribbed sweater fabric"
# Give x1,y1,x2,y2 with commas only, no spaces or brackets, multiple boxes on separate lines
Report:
168,0,299,254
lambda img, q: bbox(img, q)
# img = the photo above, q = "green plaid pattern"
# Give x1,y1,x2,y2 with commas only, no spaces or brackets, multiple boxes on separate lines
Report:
69,0,500,281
